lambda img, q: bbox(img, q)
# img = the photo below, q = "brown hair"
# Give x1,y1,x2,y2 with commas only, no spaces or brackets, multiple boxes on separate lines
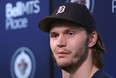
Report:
85,27,105,69
92,34,105,69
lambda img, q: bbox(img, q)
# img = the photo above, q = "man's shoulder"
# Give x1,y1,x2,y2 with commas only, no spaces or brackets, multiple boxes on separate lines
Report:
92,69,114,78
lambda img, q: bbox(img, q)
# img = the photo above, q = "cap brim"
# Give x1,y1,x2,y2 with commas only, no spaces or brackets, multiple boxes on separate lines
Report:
39,16,83,32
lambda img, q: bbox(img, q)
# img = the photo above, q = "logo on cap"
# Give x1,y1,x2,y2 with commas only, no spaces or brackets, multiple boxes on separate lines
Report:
56,5,66,15
10,47,36,78
66,0,94,13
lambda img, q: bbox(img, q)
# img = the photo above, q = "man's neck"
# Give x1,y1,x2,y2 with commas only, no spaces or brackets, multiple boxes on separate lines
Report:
62,51,99,78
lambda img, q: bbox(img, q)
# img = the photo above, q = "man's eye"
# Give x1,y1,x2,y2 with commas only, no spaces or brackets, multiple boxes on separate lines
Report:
69,32,74,35
67,32,75,37
50,34,58,39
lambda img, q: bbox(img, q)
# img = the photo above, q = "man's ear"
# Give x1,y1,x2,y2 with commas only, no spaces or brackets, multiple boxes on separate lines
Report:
88,31,98,48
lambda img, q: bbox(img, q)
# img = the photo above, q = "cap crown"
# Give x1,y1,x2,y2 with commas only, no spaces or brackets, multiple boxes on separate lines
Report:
39,3,96,32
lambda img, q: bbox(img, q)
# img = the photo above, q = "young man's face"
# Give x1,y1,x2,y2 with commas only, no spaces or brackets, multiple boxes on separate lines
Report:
49,21,90,71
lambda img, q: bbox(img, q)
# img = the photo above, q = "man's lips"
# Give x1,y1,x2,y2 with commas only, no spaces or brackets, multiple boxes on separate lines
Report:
57,52,69,54
57,51,69,58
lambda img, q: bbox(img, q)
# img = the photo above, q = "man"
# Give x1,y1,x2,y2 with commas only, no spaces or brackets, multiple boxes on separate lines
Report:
38,3,113,78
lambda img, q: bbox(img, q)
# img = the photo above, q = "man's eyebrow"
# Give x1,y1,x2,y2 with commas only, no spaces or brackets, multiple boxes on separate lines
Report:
49,27,78,34
49,32,58,35
65,27,79,31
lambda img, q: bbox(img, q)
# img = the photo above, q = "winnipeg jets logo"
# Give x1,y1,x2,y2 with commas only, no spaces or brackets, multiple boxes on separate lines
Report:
10,47,36,78
56,5,66,15
18,54,28,75
66,0,94,13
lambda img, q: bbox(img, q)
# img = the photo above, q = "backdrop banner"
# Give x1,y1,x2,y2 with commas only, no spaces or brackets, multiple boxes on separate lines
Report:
0,0,116,78
0,0,52,78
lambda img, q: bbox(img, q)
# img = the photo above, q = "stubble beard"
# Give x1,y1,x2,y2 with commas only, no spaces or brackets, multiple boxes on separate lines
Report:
52,41,89,72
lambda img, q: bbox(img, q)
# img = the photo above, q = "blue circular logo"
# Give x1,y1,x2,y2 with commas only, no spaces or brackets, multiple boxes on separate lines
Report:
66,0,94,13
10,47,36,78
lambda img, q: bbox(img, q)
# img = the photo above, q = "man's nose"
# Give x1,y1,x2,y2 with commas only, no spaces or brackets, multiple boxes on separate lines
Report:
56,36,67,48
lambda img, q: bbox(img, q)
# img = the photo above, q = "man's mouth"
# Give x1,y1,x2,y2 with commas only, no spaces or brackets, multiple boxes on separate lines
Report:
57,51,69,58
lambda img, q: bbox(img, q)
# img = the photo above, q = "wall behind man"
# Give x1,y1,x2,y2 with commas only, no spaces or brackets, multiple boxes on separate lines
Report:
0,0,115,78
0,0,52,78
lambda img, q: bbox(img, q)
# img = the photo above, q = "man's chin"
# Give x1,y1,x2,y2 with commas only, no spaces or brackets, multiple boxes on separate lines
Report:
53,57,73,70
57,63,74,72
56,61,71,69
